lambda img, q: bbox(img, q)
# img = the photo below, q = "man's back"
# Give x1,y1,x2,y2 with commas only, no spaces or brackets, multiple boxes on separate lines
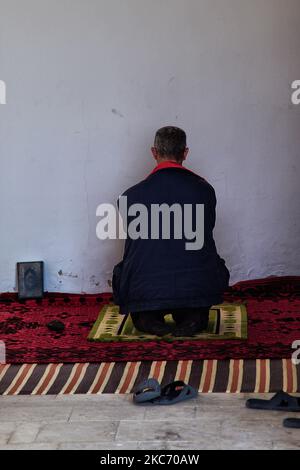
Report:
113,164,229,314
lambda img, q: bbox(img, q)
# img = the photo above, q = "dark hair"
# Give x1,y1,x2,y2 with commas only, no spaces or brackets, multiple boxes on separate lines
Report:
154,126,187,161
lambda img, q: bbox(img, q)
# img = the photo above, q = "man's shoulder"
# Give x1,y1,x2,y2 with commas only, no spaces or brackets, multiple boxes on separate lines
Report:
120,179,148,200
171,168,216,197
195,175,216,195
120,168,216,200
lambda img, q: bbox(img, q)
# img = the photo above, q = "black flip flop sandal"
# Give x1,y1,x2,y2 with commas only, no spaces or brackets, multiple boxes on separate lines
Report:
246,391,300,412
134,380,198,406
283,418,300,429
153,381,198,405
133,378,161,405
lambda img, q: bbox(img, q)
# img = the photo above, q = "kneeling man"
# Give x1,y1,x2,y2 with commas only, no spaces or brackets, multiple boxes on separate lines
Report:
113,126,230,337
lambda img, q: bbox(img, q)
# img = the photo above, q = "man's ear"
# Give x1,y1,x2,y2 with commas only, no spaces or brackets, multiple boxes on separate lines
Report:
182,148,189,161
151,147,159,161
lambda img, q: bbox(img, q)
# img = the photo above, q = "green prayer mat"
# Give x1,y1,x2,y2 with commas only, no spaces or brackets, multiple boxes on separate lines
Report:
88,303,247,342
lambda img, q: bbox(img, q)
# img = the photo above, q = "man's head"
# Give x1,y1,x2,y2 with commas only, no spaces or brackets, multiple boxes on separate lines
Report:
152,126,189,164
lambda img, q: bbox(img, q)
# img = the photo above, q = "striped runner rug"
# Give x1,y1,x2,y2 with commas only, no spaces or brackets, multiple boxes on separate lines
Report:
0,360,299,395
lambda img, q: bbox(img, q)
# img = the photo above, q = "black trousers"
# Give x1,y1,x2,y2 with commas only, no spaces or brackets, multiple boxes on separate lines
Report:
131,307,211,329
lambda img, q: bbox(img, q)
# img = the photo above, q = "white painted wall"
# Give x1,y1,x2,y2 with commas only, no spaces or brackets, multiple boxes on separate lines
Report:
0,0,299,293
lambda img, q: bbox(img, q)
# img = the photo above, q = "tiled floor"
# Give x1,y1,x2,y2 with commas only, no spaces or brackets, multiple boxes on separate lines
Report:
0,394,300,450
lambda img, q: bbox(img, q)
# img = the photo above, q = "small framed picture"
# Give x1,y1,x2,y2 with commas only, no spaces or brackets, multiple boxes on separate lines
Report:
17,261,44,300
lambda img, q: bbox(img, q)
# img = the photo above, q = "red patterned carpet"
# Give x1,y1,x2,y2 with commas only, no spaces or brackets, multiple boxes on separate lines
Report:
0,277,300,364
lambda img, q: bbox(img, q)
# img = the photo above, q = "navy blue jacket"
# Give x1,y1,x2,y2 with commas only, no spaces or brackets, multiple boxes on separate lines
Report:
113,164,230,314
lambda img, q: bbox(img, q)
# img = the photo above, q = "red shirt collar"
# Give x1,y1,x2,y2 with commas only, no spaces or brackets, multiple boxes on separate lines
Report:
150,161,194,176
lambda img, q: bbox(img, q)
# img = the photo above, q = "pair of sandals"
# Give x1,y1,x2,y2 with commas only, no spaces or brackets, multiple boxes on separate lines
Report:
246,391,300,428
134,385,300,425
133,378,198,406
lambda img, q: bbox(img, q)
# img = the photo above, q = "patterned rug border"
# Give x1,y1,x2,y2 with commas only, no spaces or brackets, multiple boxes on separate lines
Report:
0,359,299,395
